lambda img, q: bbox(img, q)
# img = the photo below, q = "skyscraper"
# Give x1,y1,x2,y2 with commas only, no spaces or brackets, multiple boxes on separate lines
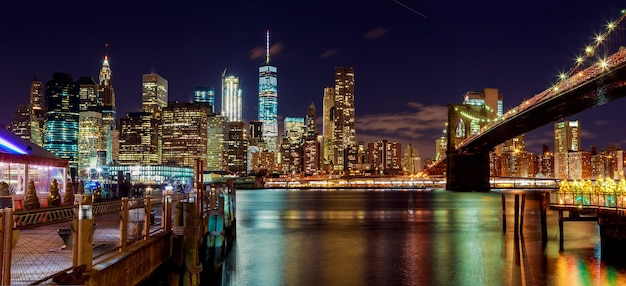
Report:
332,67,356,172
284,117,305,145
221,74,242,122
30,78,45,121
78,111,104,177
142,74,168,120
207,115,227,171
554,120,580,153
322,87,335,169
118,112,160,165
258,30,279,152
305,102,317,138
44,72,80,174
161,102,210,168
98,52,117,164
194,85,215,113
77,76,99,111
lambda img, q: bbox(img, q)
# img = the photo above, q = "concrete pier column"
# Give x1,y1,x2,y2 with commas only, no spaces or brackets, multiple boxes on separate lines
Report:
446,151,490,191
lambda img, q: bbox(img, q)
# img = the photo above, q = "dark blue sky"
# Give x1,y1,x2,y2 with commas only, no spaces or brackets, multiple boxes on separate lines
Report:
1,1,624,158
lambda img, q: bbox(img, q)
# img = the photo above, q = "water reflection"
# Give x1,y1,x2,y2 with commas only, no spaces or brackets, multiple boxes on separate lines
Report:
222,189,626,285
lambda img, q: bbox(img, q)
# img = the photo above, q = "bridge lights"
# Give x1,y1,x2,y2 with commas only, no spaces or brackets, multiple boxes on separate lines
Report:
607,21,616,30
599,59,608,69
585,46,594,55
576,56,584,64
595,34,604,43
559,73,566,80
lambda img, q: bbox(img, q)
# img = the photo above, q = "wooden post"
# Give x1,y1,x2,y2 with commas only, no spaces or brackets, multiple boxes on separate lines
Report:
76,195,94,271
169,201,184,285
514,194,519,238
501,194,506,232
144,193,151,240
163,193,172,232
2,208,12,286
183,203,200,286
558,210,564,251
0,209,5,284
520,194,526,234
540,192,548,245
120,197,129,251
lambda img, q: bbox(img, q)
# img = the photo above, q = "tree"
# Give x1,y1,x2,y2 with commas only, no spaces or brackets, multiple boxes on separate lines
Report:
48,179,61,207
63,180,75,206
24,180,40,210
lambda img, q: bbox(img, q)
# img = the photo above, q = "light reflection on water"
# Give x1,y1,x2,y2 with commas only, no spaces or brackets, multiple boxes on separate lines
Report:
222,189,626,286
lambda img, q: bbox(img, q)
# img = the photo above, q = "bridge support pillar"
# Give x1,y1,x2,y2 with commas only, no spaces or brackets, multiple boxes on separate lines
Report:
446,151,490,191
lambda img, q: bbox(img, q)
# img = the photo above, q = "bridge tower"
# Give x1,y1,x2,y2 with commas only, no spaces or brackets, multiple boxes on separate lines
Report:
445,104,492,191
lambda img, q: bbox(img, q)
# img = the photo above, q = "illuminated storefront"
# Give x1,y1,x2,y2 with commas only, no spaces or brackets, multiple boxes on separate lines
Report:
0,127,68,204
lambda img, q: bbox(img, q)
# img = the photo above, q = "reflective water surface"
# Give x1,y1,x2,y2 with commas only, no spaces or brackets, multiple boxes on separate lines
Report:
222,189,626,285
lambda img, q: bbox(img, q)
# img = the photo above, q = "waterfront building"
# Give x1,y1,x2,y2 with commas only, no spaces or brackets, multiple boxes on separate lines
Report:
207,115,227,171
567,151,592,179
258,30,279,152
279,137,301,174
554,120,580,153
322,87,335,171
284,117,305,145
403,144,422,174
221,74,242,122
302,136,321,175
98,53,117,164
43,72,80,175
117,112,160,165
536,145,555,178
142,74,168,120
78,111,104,178
161,102,210,168
0,127,68,197
194,85,215,113
250,150,278,173
225,121,247,174
332,67,356,172
367,140,402,175
108,164,194,191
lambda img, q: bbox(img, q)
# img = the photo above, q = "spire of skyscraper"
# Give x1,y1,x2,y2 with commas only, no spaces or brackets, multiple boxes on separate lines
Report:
265,29,271,65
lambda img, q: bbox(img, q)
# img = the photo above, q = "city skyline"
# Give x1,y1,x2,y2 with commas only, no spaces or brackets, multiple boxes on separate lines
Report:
1,1,625,159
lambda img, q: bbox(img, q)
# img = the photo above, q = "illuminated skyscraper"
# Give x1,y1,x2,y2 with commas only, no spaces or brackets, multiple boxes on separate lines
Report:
194,85,215,113
305,102,317,138
207,115,227,171
98,52,117,164
44,72,80,174
30,78,45,121
221,74,242,122
322,87,335,169
284,117,305,145
142,74,168,120
78,111,104,177
258,30,279,152
462,88,502,134
162,102,210,168
77,76,99,111
554,120,580,153
332,67,356,172
118,112,160,165
9,104,41,146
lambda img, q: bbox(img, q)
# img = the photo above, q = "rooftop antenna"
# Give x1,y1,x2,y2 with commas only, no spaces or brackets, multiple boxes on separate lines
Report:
104,43,109,60
265,29,271,65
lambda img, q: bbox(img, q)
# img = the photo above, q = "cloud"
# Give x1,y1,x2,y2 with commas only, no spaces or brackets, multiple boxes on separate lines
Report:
593,120,609,126
357,102,447,140
249,42,285,61
363,27,390,40
319,49,337,59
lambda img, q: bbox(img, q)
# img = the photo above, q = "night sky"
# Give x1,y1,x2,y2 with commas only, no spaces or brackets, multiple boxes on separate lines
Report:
1,1,624,159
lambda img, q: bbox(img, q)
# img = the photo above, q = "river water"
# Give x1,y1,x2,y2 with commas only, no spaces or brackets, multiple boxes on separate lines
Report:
221,189,626,285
